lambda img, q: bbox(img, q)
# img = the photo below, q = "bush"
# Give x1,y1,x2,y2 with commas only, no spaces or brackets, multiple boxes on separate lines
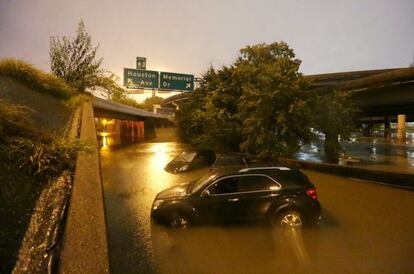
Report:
0,59,74,99
0,100,91,180
7,137,92,180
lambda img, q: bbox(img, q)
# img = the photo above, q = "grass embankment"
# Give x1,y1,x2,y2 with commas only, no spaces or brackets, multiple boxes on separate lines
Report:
0,59,86,272
0,59,73,100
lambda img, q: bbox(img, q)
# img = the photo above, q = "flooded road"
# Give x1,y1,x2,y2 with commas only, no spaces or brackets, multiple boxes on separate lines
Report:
296,138,414,173
101,140,414,274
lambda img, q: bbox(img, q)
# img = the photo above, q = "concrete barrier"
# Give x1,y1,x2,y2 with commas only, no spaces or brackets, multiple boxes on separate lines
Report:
59,101,109,273
276,158,414,191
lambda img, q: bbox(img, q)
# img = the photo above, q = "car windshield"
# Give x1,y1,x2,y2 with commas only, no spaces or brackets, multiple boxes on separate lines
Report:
174,152,197,163
189,173,217,193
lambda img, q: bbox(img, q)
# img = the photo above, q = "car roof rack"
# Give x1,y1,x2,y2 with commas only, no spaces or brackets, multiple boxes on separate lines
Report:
238,166,290,172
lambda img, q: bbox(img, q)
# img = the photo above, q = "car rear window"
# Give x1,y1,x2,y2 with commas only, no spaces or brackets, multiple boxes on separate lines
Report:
275,170,311,186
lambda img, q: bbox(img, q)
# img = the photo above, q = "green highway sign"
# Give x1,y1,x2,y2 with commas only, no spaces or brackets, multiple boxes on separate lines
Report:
160,72,194,91
124,68,159,89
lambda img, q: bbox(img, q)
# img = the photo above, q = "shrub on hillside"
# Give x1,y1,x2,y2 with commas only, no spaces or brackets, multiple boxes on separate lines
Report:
0,59,74,100
0,100,91,180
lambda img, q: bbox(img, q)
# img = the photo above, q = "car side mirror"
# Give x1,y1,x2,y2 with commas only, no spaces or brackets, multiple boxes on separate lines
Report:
202,190,211,198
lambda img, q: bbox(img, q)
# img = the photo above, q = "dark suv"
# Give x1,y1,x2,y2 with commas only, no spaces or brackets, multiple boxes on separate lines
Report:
151,167,322,228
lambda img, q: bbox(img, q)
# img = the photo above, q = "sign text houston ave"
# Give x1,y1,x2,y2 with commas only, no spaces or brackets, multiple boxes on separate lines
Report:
160,72,194,91
124,68,159,89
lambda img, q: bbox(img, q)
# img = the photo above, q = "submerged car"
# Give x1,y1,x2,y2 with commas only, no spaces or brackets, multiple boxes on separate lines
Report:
152,166,322,228
164,150,216,173
211,153,272,171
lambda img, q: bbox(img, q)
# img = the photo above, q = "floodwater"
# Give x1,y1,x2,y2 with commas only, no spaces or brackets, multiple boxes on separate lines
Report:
100,138,414,274
296,137,414,174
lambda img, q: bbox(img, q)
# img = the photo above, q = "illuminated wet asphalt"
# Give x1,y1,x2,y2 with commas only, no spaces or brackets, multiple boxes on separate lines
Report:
296,138,414,174
100,140,414,274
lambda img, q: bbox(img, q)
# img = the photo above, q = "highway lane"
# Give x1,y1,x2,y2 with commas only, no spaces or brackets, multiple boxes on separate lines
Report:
100,140,414,274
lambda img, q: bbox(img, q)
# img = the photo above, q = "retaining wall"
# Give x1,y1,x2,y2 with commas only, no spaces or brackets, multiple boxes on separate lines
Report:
59,101,109,273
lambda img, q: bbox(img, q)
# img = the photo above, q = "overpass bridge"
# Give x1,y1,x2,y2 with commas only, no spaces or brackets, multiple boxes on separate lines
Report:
92,97,172,147
161,68,414,115
160,67,414,138
307,67,414,118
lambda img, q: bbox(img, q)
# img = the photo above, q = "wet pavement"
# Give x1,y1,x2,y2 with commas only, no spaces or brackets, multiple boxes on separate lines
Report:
100,139,414,274
296,137,414,174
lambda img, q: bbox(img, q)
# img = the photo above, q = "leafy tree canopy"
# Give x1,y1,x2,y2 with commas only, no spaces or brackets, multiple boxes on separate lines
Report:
177,42,312,156
138,96,164,111
176,41,356,160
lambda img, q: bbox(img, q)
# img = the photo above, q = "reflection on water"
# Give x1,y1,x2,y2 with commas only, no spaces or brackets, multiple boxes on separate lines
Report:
96,117,146,148
296,138,414,173
151,224,312,274
276,227,310,266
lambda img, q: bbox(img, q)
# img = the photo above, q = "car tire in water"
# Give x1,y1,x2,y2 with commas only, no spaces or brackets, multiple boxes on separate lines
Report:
169,213,190,228
273,210,304,228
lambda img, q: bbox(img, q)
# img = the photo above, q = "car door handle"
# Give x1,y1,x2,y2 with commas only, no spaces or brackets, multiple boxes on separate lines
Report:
228,198,239,202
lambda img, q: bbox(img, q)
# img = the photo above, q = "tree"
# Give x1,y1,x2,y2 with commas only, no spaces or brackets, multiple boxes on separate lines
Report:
177,42,312,156
138,96,164,111
177,41,357,161
311,91,356,163
50,20,104,92
176,66,244,151
236,42,312,157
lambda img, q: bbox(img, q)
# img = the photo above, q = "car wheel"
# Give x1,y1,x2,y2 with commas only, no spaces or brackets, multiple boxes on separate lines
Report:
169,213,190,228
273,210,304,228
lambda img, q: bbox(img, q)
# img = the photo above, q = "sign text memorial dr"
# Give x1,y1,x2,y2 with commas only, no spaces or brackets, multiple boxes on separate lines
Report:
124,68,159,89
160,72,194,91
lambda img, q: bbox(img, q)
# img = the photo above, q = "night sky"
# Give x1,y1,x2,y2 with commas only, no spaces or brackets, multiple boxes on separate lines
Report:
1,0,413,79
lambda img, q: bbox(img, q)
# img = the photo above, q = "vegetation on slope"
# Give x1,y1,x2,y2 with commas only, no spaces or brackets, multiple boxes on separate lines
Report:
0,59,73,100
0,100,90,272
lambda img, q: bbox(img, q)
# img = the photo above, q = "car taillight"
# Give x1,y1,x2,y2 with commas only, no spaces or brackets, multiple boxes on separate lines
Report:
306,188,318,200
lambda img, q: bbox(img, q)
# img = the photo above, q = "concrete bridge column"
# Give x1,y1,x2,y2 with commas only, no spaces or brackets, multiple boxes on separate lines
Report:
384,116,391,139
397,114,406,142
362,122,374,137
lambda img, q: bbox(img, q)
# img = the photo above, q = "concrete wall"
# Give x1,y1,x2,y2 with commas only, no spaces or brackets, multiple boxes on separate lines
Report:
59,102,109,273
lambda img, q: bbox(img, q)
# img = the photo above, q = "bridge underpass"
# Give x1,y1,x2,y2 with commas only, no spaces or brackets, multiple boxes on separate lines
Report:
92,97,173,147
